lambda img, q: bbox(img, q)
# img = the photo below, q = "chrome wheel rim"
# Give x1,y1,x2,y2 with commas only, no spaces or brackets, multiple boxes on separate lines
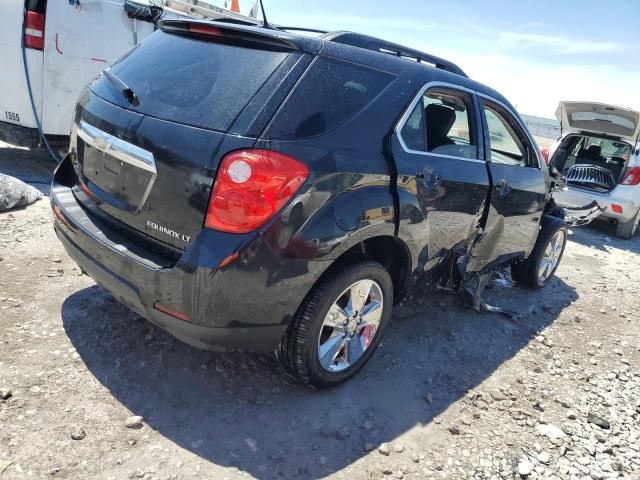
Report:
317,279,384,373
538,230,565,283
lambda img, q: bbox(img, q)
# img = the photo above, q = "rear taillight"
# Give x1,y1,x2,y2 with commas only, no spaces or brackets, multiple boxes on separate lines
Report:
24,10,45,50
205,149,309,234
619,167,640,186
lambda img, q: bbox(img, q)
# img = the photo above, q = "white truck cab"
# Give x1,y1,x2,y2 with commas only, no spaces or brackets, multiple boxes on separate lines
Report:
0,0,258,147
550,101,640,239
0,0,157,146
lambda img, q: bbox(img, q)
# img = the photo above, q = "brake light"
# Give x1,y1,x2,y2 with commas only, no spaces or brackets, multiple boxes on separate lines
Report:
620,167,640,186
611,204,623,214
205,149,309,234
24,10,45,50
188,23,222,37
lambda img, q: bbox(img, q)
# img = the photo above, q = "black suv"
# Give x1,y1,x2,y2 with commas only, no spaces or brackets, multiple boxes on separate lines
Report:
52,19,575,387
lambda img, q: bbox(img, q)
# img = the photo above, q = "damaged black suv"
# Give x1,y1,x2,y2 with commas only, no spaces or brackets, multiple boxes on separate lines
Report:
51,20,593,387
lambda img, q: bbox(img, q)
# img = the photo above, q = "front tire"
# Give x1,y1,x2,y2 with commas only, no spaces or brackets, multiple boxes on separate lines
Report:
512,216,567,289
615,209,640,240
277,260,393,388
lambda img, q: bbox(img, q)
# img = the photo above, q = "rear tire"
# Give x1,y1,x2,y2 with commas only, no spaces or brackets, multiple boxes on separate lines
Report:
615,209,640,240
511,216,567,289
277,260,393,388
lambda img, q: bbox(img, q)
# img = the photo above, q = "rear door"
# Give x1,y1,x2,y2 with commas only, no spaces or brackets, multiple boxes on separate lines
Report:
391,82,490,272
478,97,547,263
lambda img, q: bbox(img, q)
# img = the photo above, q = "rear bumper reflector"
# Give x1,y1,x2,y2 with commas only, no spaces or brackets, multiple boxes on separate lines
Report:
153,303,190,322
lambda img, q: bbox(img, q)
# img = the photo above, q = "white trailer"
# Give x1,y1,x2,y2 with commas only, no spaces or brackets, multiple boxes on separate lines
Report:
0,0,259,147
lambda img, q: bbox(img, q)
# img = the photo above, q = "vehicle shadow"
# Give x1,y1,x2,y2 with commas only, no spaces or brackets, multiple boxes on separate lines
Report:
0,145,55,195
568,222,640,255
61,273,577,479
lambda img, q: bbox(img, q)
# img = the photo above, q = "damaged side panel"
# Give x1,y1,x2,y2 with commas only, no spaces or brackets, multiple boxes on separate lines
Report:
391,133,491,283
390,82,565,310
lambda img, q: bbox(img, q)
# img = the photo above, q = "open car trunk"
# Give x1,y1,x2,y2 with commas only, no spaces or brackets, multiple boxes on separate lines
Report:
555,101,640,144
550,133,632,193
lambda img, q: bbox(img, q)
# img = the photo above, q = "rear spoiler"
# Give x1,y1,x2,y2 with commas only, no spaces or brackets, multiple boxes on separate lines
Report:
160,19,321,53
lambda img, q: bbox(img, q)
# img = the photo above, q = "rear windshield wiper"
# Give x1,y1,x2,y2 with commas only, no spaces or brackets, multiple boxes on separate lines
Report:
103,69,140,106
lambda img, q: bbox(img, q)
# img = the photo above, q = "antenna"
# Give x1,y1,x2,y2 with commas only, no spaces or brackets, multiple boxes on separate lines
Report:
258,0,275,30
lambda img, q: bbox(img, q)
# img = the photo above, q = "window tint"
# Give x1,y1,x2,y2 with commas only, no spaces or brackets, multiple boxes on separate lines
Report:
91,31,289,131
484,106,527,166
400,89,477,159
266,57,394,139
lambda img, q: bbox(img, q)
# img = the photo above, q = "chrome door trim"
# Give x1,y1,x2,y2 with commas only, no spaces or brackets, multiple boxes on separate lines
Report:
77,120,157,212
78,120,157,174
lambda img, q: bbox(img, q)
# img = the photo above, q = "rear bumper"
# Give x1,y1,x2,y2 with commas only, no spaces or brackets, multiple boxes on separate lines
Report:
554,185,640,223
51,157,329,353
55,228,288,351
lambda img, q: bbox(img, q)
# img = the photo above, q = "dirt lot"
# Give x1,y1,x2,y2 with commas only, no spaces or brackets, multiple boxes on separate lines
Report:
1,145,639,480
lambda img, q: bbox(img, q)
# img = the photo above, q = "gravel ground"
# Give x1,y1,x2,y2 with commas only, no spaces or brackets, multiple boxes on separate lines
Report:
1,146,639,480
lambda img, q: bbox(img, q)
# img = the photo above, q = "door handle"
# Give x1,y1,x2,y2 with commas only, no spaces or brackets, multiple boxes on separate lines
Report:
496,178,510,196
417,166,440,188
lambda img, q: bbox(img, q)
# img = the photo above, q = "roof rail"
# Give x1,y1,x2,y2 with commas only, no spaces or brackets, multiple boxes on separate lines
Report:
322,31,468,78
276,26,329,35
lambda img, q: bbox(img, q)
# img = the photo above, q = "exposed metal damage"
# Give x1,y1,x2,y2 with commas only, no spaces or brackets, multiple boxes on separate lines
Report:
406,167,604,316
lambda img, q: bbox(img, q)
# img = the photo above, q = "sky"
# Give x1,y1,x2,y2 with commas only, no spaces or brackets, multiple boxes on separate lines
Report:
240,0,640,119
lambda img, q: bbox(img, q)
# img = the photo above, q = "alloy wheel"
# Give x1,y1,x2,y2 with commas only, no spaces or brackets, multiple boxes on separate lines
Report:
317,279,384,372
538,230,565,283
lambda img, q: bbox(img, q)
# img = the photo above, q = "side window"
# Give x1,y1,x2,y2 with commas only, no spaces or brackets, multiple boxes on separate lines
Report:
399,88,477,159
266,57,395,139
484,106,533,167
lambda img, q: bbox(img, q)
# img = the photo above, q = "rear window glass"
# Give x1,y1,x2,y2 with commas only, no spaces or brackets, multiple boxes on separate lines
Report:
266,57,394,139
90,31,289,131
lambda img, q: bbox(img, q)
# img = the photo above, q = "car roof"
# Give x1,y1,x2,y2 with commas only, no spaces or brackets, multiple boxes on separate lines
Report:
160,19,516,113
316,33,512,107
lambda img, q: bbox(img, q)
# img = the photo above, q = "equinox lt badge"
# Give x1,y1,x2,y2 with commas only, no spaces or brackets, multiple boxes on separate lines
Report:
146,220,191,243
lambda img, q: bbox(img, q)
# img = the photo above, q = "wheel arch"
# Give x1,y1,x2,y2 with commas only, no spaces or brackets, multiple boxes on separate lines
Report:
314,235,413,304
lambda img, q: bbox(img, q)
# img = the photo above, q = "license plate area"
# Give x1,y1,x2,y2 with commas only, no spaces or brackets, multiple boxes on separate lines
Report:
77,120,157,213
